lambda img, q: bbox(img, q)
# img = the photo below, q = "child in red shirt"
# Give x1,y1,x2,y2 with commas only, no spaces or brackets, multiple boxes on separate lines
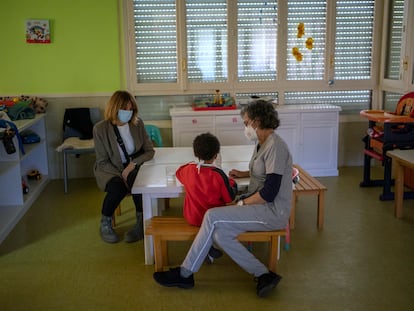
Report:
176,133,238,262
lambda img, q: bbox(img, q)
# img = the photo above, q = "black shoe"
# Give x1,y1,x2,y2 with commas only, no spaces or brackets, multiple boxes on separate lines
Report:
204,246,223,264
256,271,282,297
209,246,223,259
153,267,194,289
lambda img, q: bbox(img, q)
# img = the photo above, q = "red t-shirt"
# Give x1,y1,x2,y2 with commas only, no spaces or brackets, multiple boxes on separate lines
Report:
176,163,238,226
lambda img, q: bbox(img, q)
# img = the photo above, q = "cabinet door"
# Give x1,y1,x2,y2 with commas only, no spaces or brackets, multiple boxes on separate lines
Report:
172,116,214,147
215,115,253,145
277,113,300,163
298,112,339,175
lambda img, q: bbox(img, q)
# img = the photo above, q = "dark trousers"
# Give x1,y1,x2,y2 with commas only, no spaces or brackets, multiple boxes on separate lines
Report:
101,168,142,217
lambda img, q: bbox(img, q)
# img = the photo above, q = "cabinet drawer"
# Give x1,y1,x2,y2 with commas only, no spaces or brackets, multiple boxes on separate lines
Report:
216,115,243,128
172,116,214,128
301,112,338,121
278,113,299,124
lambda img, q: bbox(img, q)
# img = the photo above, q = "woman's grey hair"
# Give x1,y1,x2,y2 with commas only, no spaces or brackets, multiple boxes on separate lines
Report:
241,100,280,130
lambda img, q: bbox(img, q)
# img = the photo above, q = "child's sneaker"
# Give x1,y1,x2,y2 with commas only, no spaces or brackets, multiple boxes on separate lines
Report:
204,246,223,264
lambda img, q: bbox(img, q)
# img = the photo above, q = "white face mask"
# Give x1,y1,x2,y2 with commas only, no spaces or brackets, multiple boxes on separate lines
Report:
244,125,258,141
118,109,133,123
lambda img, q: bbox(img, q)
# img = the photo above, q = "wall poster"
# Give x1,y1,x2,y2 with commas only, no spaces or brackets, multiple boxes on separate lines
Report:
26,20,51,44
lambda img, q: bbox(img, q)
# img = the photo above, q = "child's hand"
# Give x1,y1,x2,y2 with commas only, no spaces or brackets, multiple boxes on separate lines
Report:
229,169,249,178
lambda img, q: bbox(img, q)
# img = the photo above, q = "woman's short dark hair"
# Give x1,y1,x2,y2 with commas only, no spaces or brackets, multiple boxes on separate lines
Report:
193,133,220,161
241,100,280,130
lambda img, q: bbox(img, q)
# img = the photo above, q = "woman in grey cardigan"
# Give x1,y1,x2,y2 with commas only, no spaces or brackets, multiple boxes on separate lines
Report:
93,90,155,243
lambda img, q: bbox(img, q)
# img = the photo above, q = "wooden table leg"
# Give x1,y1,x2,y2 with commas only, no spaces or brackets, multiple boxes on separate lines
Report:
317,190,325,230
394,161,404,218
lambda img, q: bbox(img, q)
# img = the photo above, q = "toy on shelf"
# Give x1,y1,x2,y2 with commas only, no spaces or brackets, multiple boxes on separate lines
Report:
192,92,236,111
27,169,42,181
22,178,29,194
359,92,414,200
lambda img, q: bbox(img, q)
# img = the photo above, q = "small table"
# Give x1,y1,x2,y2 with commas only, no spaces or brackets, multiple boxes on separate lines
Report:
386,149,414,218
133,145,253,264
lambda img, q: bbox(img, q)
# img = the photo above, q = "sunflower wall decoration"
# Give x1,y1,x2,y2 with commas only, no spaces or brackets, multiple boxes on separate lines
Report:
292,22,313,62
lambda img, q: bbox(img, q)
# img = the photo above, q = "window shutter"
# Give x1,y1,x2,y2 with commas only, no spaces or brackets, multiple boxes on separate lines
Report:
334,0,375,80
285,90,371,113
186,0,228,83
384,0,405,80
287,0,326,80
133,0,177,83
237,0,278,82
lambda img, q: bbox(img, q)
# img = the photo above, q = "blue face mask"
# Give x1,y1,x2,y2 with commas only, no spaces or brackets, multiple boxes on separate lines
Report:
118,109,133,123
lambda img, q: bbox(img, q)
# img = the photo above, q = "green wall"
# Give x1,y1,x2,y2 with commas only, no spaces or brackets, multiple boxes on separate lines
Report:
0,0,122,95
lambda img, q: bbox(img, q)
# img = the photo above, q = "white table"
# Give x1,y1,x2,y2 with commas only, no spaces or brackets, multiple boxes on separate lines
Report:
145,145,253,165
133,145,253,264
386,149,414,218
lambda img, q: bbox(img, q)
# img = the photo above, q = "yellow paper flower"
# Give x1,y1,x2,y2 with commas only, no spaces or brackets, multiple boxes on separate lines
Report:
292,47,303,62
292,23,313,62
297,22,305,38
292,47,300,55
306,37,314,50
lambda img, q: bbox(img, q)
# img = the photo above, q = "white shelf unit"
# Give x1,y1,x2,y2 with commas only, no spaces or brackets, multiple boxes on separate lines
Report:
170,104,341,176
0,114,49,244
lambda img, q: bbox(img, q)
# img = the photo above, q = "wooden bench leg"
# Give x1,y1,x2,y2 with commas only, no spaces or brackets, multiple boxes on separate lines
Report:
161,240,168,268
317,191,325,230
289,193,297,230
153,237,164,272
268,236,279,272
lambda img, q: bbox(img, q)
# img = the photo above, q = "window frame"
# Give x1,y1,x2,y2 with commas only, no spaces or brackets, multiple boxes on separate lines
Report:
379,0,414,103
122,0,383,113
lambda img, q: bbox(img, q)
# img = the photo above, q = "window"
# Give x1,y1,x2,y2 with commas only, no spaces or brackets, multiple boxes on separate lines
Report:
132,0,177,83
384,0,404,80
238,1,277,82
334,0,375,80
186,0,228,83
383,91,404,111
124,0,379,114
287,0,326,81
380,0,414,99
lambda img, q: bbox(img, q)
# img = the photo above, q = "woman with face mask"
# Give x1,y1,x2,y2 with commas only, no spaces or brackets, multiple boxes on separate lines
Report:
153,100,292,298
93,90,155,244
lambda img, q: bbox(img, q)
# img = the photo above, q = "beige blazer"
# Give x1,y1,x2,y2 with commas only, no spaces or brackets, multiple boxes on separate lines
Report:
93,118,155,191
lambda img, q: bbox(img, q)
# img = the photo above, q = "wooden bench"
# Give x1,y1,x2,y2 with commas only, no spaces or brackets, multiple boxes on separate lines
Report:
145,216,286,272
291,164,327,230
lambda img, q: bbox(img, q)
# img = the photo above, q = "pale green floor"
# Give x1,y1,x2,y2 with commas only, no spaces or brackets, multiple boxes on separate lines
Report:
1,167,414,311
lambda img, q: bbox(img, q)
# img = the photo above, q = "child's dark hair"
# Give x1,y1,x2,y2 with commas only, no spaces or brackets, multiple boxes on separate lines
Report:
193,133,220,161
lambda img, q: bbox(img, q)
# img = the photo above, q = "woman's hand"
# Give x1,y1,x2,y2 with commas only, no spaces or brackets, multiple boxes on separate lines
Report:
122,162,136,181
229,169,249,178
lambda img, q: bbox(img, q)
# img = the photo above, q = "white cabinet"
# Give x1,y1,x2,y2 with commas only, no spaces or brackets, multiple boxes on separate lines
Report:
299,112,339,175
171,115,215,146
170,108,253,146
215,115,252,146
170,104,341,176
0,114,49,243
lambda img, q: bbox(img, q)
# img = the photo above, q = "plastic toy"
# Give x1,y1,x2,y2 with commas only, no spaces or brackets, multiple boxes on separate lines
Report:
27,169,41,180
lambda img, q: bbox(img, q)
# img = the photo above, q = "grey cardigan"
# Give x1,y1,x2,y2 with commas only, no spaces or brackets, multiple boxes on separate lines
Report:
93,118,155,191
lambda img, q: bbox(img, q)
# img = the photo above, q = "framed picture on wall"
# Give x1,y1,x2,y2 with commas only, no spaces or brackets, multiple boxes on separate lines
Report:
26,20,50,44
